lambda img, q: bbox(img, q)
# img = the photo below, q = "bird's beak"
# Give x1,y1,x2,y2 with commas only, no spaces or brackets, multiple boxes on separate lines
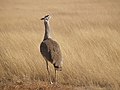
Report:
41,18,44,20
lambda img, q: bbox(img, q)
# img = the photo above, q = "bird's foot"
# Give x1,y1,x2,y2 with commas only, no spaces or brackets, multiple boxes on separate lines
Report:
50,81,53,84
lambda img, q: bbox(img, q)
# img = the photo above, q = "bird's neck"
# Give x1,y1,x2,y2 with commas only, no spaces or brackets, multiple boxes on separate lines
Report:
43,21,51,40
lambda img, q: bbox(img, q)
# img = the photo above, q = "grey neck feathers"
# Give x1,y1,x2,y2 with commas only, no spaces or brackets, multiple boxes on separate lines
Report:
43,21,51,40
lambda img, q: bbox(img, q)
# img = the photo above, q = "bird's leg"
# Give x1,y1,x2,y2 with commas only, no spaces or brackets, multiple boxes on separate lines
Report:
54,69,57,84
46,61,53,84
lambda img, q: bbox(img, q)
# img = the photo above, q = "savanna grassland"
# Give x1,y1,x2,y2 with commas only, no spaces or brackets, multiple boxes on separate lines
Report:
0,0,120,90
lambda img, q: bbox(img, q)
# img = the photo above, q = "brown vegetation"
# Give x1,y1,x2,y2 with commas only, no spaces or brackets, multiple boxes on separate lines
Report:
0,0,120,90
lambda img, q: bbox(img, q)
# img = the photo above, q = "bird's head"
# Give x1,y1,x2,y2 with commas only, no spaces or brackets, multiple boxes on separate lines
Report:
41,15,51,22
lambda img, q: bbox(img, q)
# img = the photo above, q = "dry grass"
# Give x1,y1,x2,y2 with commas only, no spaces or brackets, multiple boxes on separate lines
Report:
0,0,120,89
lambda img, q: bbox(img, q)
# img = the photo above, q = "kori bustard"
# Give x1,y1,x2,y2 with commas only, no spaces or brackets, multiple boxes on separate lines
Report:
40,15,62,84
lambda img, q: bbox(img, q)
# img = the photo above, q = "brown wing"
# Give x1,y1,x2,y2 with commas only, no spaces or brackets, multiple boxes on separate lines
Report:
49,39,62,64
40,38,62,64
40,41,52,62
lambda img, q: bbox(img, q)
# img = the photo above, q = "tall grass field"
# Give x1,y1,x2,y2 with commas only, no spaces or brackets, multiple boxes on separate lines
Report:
0,0,120,89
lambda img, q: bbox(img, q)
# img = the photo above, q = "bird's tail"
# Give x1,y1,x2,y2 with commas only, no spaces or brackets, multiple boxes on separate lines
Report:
53,64,62,71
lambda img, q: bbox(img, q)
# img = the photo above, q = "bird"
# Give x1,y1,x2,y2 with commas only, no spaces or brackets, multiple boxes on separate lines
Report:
40,15,62,84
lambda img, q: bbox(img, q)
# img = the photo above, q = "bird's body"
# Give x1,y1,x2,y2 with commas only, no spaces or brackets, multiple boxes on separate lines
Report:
40,15,62,84
40,38,62,70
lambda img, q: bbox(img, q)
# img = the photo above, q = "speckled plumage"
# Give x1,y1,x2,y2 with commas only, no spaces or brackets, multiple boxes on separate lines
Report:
40,38,62,69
